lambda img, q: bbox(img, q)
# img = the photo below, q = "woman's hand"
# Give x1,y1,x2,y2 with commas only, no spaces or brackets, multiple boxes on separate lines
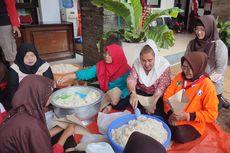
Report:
144,105,155,115
57,73,76,86
168,113,177,126
63,124,75,137
129,92,139,109
12,26,21,37
57,124,76,146
168,112,190,126
145,94,160,114
175,112,190,121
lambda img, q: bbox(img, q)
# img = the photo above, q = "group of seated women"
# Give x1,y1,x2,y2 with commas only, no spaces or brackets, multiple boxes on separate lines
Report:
0,14,227,153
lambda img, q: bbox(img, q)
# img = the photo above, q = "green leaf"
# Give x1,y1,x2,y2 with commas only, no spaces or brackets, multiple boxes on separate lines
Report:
142,7,183,31
123,30,145,42
130,0,142,31
161,7,183,18
218,20,230,47
91,0,134,29
92,1,179,48
96,29,121,51
147,25,175,48
142,13,160,31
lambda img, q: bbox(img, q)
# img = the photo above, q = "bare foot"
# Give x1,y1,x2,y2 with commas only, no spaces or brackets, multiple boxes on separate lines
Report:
102,105,112,114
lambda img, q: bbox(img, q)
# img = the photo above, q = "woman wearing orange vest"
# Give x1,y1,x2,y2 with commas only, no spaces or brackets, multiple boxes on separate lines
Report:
163,52,218,143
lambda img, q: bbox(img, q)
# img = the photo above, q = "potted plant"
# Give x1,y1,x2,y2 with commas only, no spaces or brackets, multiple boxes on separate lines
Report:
217,20,230,56
91,0,182,65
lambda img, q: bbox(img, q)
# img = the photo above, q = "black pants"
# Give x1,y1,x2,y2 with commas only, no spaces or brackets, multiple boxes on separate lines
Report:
170,124,201,143
112,89,167,120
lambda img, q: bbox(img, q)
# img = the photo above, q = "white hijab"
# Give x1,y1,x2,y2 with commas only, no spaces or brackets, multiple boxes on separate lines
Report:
133,39,170,87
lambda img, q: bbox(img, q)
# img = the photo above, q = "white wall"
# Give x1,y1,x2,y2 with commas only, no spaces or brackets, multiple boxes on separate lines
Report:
152,0,174,10
38,0,61,23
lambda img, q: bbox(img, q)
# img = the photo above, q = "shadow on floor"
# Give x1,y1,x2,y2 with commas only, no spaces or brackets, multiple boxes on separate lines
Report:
217,108,230,133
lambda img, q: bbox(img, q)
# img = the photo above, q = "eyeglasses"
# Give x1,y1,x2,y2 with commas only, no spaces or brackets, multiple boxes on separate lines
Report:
181,65,192,71
194,27,205,32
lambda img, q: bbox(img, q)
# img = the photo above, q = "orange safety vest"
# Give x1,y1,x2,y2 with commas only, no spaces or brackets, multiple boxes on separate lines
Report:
163,73,218,135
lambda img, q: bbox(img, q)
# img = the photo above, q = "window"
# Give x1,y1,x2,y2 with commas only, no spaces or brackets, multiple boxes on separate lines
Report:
145,0,161,8
198,0,205,8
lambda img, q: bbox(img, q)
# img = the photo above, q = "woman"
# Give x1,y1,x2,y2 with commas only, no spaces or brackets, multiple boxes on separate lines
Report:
123,132,166,153
0,62,8,122
58,44,131,111
185,15,229,109
127,39,171,117
0,0,21,65
0,75,75,153
164,52,218,143
7,43,53,105
0,62,8,109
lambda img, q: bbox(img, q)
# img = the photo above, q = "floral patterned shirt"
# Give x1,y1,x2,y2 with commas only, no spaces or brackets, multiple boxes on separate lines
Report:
127,67,171,96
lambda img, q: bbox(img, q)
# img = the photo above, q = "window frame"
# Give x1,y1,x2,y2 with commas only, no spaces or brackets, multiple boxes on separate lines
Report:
145,0,161,8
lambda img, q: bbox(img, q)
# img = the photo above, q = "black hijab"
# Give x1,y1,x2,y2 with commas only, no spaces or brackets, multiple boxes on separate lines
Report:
15,43,45,74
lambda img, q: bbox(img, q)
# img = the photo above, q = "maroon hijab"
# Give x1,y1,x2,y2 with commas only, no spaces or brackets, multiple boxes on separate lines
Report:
181,52,208,81
123,132,166,153
11,75,54,124
0,75,54,153
190,15,219,63
96,44,131,92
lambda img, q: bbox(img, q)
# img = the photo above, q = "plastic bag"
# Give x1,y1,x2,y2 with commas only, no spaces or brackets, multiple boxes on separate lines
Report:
97,110,131,134
73,134,108,151
86,142,115,153
45,111,56,130
80,134,107,144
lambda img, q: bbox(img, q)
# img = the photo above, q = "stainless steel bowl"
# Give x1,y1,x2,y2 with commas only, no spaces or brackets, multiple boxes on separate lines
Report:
51,86,104,125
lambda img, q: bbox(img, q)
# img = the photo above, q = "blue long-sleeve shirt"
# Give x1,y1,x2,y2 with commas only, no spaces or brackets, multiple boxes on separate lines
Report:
75,65,130,99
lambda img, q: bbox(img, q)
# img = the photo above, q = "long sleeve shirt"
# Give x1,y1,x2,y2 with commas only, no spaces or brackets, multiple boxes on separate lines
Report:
127,67,171,96
163,73,218,135
75,65,130,99
4,0,20,27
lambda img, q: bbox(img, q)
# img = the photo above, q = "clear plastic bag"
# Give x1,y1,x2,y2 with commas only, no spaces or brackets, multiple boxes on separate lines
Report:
86,142,115,153
97,110,131,134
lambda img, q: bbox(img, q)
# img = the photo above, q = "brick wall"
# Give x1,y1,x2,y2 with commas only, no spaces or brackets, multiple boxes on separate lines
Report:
80,0,103,66
80,0,121,66
212,0,230,21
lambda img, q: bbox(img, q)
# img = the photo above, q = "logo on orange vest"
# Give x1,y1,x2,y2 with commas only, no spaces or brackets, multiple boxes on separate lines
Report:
197,89,203,96
176,80,182,86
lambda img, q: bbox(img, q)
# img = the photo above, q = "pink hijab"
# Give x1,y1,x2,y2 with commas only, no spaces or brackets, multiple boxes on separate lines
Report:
96,44,131,92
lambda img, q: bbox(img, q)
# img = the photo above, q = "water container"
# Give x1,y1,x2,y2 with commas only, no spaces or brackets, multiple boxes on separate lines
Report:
62,0,73,8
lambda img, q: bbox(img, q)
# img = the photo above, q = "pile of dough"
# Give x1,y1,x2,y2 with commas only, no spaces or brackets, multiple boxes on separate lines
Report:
55,90,100,107
51,64,79,74
111,116,168,147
